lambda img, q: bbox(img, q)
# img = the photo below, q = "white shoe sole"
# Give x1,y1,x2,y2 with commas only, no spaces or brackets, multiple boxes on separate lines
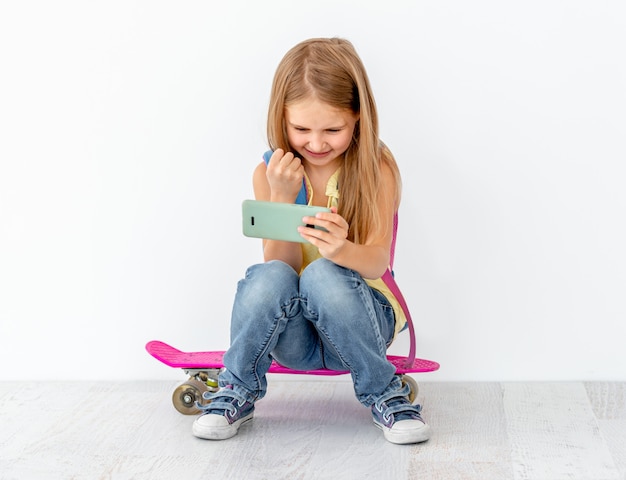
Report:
192,412,254,440
375,421,432,445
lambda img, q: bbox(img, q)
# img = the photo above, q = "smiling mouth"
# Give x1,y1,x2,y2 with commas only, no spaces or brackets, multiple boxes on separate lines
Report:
305,148,331,158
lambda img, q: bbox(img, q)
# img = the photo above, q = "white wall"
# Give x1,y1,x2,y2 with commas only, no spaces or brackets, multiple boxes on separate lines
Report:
1,1,624,382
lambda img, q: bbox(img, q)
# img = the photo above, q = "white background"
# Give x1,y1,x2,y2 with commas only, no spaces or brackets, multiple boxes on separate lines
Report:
1,1,625,382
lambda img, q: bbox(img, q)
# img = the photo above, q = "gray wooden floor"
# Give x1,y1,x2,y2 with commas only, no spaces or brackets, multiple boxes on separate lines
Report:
1,380,625,480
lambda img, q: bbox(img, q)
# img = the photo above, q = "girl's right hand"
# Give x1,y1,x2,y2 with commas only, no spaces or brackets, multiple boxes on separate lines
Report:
266,149,305,203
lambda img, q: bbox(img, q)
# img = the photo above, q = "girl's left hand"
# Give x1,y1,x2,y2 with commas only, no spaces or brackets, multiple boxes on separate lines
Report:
298,207,349,260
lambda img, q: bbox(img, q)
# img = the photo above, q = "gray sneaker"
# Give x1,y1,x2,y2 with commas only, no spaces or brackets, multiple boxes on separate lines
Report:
192,385,255,440
372,385,431,444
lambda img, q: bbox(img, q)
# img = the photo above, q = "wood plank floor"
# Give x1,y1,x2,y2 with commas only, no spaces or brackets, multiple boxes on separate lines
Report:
1,380,624,480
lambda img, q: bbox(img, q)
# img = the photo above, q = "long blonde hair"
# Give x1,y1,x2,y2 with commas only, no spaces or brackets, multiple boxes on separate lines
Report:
267,38,402,244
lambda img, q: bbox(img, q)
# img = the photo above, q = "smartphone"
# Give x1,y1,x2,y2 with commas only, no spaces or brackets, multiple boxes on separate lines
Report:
242,200,330,243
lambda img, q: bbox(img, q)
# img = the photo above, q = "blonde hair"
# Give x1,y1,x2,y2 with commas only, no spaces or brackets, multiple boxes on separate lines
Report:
267,37,402,244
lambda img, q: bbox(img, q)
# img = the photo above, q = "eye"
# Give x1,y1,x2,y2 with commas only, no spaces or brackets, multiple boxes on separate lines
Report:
326,129,342,133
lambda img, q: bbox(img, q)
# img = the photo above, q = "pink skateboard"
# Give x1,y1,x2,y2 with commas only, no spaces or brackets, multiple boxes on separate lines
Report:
146,340,440,414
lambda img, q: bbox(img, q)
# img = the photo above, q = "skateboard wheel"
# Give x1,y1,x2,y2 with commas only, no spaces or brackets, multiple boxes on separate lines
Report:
172,379,208,415
401,375,419,404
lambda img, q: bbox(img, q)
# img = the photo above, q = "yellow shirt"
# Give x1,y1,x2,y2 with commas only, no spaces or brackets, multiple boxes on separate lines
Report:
299,169,407,340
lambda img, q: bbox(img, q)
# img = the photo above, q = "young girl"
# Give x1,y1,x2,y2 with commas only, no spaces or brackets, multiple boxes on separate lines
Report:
193,38,431,445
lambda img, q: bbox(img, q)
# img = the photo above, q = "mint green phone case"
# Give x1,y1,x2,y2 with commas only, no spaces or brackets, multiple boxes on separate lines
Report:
242,200,330,243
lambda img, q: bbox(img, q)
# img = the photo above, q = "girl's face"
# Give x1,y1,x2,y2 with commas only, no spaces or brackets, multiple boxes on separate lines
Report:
284,98,359,168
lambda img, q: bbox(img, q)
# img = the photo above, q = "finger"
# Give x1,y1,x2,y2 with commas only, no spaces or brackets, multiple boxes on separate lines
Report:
268,149,284,167
301,217,346,242
299,226,345,262
270,151,302,176
307,212,348,234
298,225,328,244
269,150,296,173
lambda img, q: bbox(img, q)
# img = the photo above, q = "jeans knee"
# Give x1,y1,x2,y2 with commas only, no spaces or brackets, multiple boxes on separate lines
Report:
237,260,299,306
300,259,362,312
254,260,298,282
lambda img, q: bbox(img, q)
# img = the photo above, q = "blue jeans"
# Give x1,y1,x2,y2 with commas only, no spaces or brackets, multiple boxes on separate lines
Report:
220,259,405,408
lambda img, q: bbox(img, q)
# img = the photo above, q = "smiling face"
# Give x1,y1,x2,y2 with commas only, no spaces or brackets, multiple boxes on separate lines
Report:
284,98,359,169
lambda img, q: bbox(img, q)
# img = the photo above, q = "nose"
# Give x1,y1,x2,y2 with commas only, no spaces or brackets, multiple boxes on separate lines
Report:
307,133,326,152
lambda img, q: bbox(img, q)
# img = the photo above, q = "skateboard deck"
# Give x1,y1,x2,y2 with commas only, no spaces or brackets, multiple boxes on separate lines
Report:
146,340,440,375
146,340,439,415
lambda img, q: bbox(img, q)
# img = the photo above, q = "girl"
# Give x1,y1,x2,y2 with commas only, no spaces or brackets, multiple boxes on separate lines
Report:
193,38,431,445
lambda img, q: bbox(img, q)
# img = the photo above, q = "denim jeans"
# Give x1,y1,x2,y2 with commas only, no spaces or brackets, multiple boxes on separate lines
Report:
220,258,405,408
